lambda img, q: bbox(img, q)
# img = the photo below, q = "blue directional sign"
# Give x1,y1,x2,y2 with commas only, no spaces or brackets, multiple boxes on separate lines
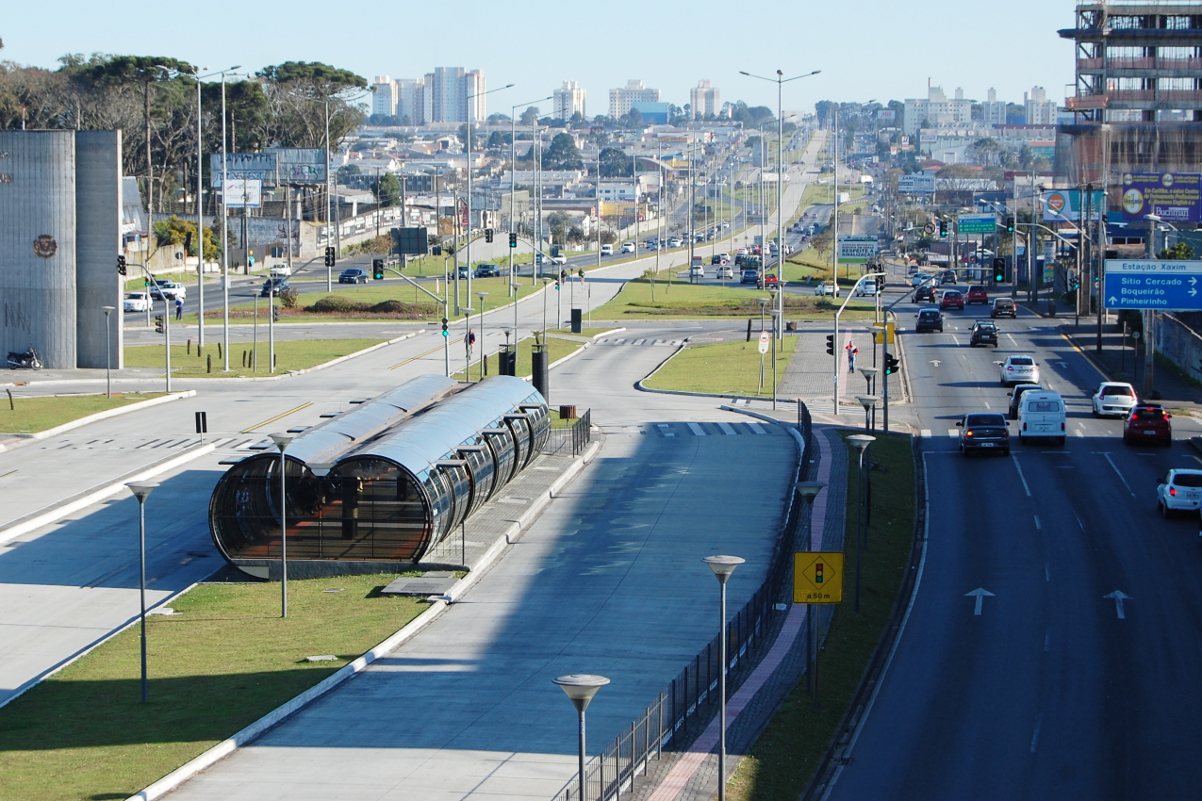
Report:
1104,259,1202,310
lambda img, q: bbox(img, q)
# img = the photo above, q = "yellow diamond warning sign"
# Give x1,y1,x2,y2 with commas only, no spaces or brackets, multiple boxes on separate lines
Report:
793,552,844,604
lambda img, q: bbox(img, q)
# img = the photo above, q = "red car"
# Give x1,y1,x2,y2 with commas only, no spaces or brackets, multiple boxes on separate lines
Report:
966,285,990,305
939,289,965,310
1124,405,1172,446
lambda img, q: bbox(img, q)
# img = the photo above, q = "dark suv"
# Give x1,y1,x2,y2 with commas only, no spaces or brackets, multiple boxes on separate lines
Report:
474,264,501,278
915,309,943,333
969,321,999,347
914,284,936,303
991,298,1017,318
957,413,1010,456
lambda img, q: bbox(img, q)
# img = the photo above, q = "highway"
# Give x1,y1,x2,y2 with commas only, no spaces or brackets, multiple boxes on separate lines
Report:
823,283,1202,799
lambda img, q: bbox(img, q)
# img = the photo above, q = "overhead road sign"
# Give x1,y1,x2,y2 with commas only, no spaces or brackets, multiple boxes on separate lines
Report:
794,552,844,604
957,213,996,234
1104,259,1202,310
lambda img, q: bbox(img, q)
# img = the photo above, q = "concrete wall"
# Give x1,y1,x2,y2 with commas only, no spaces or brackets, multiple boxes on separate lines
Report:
1157,313,1202,382
75,130,124,369
0,131,78,369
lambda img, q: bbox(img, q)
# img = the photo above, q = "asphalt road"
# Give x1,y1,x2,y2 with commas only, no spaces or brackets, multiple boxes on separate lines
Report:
823,292,1202,800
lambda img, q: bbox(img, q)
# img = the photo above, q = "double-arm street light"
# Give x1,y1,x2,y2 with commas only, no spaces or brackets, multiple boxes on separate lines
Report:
464,83,514,303
509,96,552,295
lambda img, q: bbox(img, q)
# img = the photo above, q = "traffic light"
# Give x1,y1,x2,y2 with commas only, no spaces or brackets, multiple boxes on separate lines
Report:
1071,275,1080,291
825,334,835,356
116,255,126,276
992,257,1005,284
938,220,948,238
1004,217,1015,233
554,279,560,291
485,228,494,243
372,259,385,280
441,317,449,337
509,232,518,248
884,353,900,375
272,306,280,322
324,246,335,268
154,314,165,334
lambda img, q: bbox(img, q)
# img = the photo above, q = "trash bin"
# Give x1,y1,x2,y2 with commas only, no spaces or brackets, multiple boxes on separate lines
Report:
1047,300,1057,317
559,404,577,420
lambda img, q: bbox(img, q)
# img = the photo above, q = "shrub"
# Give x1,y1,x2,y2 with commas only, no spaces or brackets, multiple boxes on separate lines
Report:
308,296,368,313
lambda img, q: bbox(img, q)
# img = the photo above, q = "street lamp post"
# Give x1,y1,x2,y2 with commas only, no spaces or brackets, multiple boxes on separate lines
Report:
847,435,874,613
125,480,159,703
477,292,488,379
859,367,878,429
101,306,115,398
553,674,610,801
218,67,241,372
855,395,878,431
510,96,552,296
703,555,745,801
268,433,293,617
794,482,825,702
465,83,515,304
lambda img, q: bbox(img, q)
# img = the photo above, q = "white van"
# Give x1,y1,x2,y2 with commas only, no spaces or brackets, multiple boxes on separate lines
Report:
269,263,292,277
600,244,614,256
1018,391,1066,445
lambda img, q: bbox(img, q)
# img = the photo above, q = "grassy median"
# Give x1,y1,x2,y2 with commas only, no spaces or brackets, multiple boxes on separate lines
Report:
642,338,797,397
124,339,385,378
591,278,866,320
727,431,916,801
0,393,168,434
451,336,582,382
0,574,427,801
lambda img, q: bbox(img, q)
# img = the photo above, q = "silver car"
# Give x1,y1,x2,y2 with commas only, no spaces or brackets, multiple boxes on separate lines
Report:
1000,355,1040,387
1092,381,1138,417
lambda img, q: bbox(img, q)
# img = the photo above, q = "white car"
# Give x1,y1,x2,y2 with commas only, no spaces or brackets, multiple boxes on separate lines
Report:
269,264,292,277
600,244,614,256
549,254,567,266
123,292,150,313
814,282,839,297
150,281,187,301
856,281,879,297
621,242,636,253
1000,355,1040,387
715,265,735,279
668,237,684,248
1157,469,1202,517
1092,382,1138,417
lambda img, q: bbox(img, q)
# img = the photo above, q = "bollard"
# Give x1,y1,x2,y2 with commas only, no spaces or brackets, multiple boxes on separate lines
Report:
187,338,192,355
218,342,223,359
207,354,212,373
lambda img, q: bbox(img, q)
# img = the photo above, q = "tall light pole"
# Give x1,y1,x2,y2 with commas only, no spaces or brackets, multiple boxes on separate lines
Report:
510,96,552,296
101,306,115,398
125,480,159,703
465,83,515,303
703,555,745,801
218,67,241,372
794,481,825,704
477,292,488,379
268,433,293,617
553,674,610,801
847,435,874,613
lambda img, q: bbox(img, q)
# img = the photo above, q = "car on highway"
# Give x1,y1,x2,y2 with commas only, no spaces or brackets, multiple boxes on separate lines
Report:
711,253,730,265
1156,469,1202,517
600,244,613,256
1017,390,1066,445
856,279,879,297
991,298,1017,318
622,242,636,253
957,412,1011,456
474,264,501,278
260,277,291,297
760,274,781,290
123,292,150,313
966,285,990,305
1000,354,1040,386
269,264,292,277
715,265,735,279
689,263,705,279
914,284,936,303
969,320,999,347
644,239,658,250
915,309,943,333
457,266,470,278
940,289,965,310
741,269,760,284
938,270,957,285
549,254,567,266
668,237,684,248
1006,383,1043,420
1092,382,1138,417
149,280,186,301
814,281,839,297
1124,404,1172,446
911,273,932,287
339,267,369,284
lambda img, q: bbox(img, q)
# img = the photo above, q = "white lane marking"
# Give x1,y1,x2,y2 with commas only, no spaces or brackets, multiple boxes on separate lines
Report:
947,429,960,438
748,422,767,435
1102,452,1136,497
1076,514,1085,531
984,401,991,409
656,424,675,438
687,422,707,437
717,422,737,436
1191,455,1202,466
1104,590,1131,619
1045,563,1051,582
966,588,995,616
920,429,932,438
1075,430,1085,437
951,336,960,346
1030,713,1043,754
1034,515,1042,530
1007,333,1019,346
1011,454,1033,497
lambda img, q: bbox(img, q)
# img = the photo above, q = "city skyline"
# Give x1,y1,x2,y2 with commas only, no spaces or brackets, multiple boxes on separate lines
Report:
3,0,1073,115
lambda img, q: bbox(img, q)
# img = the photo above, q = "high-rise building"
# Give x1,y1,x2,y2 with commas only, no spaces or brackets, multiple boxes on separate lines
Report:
609,80,660,119
418,68,488,123
1024,86,1058,125
690,80,720,119
982,88,1007,126
396,78,427,125
554,81,587,121
373,76,397,116
903,85,974,136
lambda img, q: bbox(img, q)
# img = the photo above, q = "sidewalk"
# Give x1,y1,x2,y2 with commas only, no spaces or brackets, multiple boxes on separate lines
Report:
1060,320,1202,409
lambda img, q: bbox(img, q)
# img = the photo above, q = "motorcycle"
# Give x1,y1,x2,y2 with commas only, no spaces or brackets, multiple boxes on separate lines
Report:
6,347,42,370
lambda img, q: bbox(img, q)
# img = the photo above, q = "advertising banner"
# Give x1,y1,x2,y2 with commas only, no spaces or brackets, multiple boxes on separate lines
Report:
898,174,935,194
222,179,262,208
838,236,878,264
876,109,896,121
266,148,328,185
1043,189,1107,222
1121,172,1202,223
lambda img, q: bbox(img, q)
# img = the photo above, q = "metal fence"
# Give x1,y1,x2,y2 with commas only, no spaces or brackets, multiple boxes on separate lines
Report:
542,410,593,457
552,414,805,801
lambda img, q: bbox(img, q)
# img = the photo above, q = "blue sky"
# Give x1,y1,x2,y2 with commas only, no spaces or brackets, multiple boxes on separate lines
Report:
4,0,1074,115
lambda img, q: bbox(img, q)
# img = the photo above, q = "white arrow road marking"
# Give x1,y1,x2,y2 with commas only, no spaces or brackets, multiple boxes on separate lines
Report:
931,360,942,367
1104,590,1131,619
966,587,995,615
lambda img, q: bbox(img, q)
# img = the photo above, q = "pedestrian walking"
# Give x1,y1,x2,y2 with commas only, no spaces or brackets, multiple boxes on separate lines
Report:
847,341,858,373
466,327,476,357
175,297,183,321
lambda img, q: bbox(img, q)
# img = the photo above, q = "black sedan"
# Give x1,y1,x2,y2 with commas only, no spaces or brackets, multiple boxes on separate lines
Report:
969,321,999,347
339,268,369,284
957,413,1010,456
261,277,290,297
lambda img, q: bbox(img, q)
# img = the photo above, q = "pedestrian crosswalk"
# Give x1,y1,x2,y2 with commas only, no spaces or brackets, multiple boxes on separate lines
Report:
603,422,782,438
597,338,682,347
918,429,966,439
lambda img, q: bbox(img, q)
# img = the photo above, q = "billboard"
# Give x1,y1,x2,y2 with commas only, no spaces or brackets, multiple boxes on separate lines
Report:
876,109,896,121
222,179,262,208
838,236,878,264
1043,189,1106,222
898,174,935,194
1121,172,1202,223
210,153,276,188
266,147,328,185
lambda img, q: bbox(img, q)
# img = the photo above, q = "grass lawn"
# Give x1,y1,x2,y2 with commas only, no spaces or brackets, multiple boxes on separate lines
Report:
727,431,916,801
124,339,385,378
0,574,426,801
0,393,168,434
451,336,582,382
643,338,796,397
590,277,872,320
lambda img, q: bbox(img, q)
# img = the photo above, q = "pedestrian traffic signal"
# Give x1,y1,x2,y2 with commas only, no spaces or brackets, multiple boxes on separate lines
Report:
992,258,1005,284
1004,217,1015,233
485,228,494,243
116,255,126,276
272,306,280,322
554,279,560,291
938,220,948,238
372,259,384,280
154,314,165,334
825,334,835,356
884,353,900,375
509,232,518,248
441,317,449,337
324,246,335,268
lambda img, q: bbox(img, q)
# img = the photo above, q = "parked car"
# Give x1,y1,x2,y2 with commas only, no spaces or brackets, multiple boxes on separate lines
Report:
991,298,1017,318
474,264,501,278
966,285,990,305
939,289,965,310
1000,354,1040,386
123,292,150,313
1124,405,1172,446
1007,383,1043,420
915,309,944,333
1156,469,1202,517
1092,382,1138,417
600,244,614,256
741,269,760,285
261,277,291,297
1017,391,1066,445
149,280,186,301
339,267,369,284
969,320,999,347
957,412,1010,456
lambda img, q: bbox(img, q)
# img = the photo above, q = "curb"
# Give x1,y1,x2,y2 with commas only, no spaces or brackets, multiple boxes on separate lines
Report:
0,442,217,546
124,438,604,801
0,390,197,451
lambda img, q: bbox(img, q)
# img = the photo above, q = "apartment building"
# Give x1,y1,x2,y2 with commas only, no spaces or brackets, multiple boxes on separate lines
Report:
690,80,720,119
903,86,974,136
609,80,660,119
554,81,587,121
